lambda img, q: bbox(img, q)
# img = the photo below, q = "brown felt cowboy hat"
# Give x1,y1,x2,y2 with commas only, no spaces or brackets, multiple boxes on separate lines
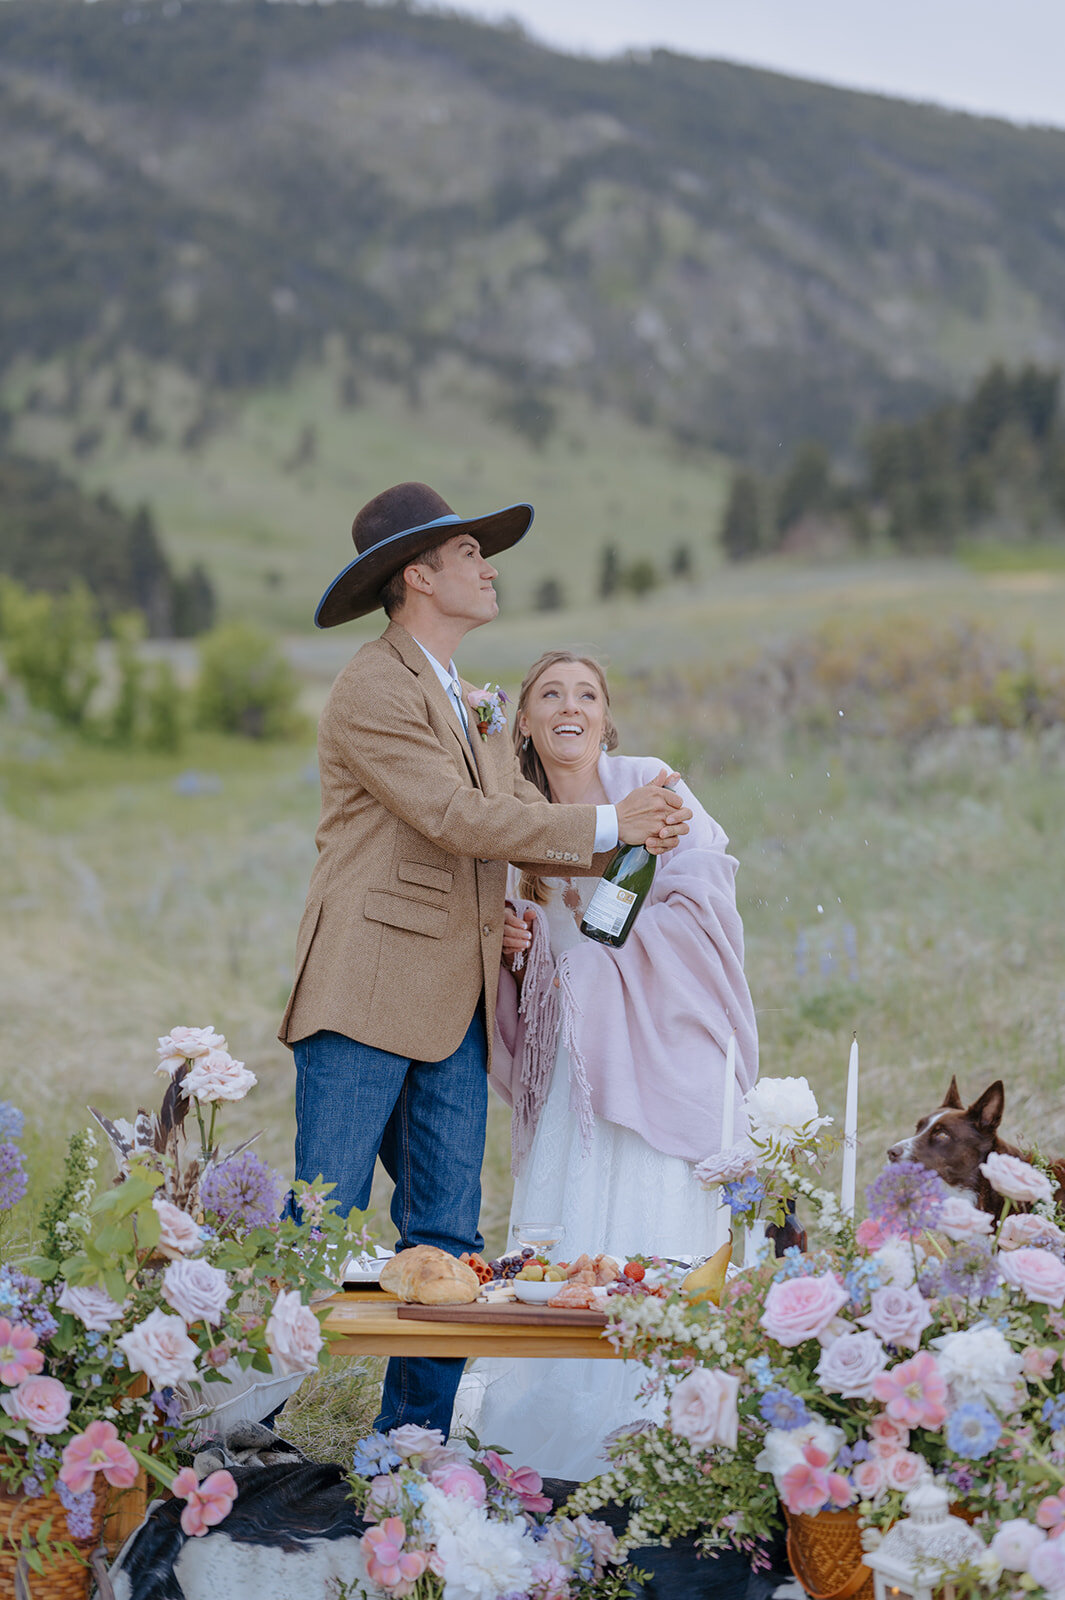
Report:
315,481,534,627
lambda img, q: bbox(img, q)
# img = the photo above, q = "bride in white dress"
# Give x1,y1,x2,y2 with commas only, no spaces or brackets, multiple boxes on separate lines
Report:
463,651,759,1483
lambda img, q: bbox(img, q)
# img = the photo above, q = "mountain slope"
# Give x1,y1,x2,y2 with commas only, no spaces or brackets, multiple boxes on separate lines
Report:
2,0,1065,456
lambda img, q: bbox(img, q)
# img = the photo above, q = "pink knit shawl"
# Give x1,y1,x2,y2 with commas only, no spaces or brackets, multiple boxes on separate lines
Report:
491,753,759,1172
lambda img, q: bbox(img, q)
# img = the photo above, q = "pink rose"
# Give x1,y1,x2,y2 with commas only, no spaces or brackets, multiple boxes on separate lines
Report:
430,1463,487,1504
980,1152,1055,1206
0,1319,44,1385
1036,1488,1065,1536
816,1331,889,1401
852,1458,886,1499
761,1272,850,1347
60,1420,139,1493
999,1213,1065,1251
991,1518,1047,1571
389,1425,446,1460
867,1415,910,1455
669,1367,740,1450
152,1198,202,1259
857,1284,934,1351
117,1308,198,1388
884,1450,926,1492
365,1473,404,1521
162,1258,231,1326
157,1025,227,1076
182,1048,257,1104
1,1375,71,1434
1022,1345,1058,1381
936,1197,993,1243
1029,1538,1065,1592
265,1289,322,1375
999,1247,1065,1308
57,1282,127,1332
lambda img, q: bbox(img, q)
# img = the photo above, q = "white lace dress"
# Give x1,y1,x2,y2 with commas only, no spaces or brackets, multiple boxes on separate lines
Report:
462,877,722,1482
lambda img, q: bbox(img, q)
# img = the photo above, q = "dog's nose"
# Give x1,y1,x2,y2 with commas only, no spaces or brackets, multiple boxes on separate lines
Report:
886,1144,903,1163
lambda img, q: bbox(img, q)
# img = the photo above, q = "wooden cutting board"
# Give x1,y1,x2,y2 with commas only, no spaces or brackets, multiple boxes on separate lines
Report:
396,1302,607,1328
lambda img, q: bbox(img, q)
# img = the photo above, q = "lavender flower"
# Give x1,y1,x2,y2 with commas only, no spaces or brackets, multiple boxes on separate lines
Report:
866,1161,947,1236
0,1140,28,1211
759,1387,810,1430
0,1103,24,1141
56,1480,97,1540
21,1473,44,1498
0,1267,55,1340
946,1402,1001,1459
938,1240,999,1301
722,1174,766,1215
200,1149,286,1232
351,1431,402,1477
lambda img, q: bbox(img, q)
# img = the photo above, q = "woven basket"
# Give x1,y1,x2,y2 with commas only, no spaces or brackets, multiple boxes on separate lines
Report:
784,1505,874,1600
0,1484,105,1600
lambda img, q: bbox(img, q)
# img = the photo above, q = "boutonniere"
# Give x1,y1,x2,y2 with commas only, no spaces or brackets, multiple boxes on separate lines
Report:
466,683,509,740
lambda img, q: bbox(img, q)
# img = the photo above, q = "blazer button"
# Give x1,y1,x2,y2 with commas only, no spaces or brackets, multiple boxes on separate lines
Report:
482,923,491,936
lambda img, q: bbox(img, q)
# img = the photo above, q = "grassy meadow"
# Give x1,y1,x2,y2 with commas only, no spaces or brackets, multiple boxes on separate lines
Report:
3,557,1065,1454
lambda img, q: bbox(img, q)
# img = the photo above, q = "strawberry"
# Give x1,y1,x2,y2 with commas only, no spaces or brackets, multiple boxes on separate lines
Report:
623,1261,645,1281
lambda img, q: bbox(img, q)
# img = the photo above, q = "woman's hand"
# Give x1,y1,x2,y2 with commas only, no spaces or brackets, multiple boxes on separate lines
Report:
502,905,535,971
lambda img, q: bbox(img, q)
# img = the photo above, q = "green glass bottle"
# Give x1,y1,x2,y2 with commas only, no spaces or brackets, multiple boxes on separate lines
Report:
579,776,680,948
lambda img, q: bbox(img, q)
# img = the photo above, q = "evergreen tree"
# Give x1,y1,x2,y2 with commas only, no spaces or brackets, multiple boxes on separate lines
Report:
598,543,620,600
719,472,761,561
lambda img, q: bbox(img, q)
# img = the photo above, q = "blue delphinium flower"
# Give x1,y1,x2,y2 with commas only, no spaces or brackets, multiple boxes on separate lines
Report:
866,1161,947,1236
946,1402,1001,1460
1042,1396,1065,1432
722,1174,766,1215
758,1387,810,1431
0,1103,24,1141
747,1354,776,1388
351,1431,403,1477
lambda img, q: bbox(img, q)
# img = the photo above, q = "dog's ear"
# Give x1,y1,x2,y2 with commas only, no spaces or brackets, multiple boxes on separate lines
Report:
968,1081,1005,1133
941,1076,963,1109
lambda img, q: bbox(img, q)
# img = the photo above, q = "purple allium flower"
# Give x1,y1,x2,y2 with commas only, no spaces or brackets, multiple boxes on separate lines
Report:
56,1479,97,1540
723,1174,766,1215
0,1140,28,1211
0,1103,24,1141
865,1161,946,1236
200,1149,286,1231
946,1403,1000,1460
759,1387,810,1430
938,1240,998,1300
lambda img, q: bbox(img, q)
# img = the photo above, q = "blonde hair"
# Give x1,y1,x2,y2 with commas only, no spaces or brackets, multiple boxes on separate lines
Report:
514,650,619,905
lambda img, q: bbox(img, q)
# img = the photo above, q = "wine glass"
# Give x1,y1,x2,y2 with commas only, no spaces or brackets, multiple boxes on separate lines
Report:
511,1222,566,1262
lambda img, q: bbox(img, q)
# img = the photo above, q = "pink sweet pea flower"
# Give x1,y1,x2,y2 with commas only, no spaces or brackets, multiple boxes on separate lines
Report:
0,1319,44,1386
870,1351,948,1430
780,1440,853,1516
60,1420,139,1494
1037,1487,1065,1538
362,1518,429,1593
482,1448,553,1514
173,1467,238,1538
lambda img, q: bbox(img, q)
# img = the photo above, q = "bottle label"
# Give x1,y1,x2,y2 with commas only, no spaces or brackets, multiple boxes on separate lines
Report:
581,880,637,938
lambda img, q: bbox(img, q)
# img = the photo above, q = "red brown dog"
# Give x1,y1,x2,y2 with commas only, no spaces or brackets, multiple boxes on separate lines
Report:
887,1077,1065,1215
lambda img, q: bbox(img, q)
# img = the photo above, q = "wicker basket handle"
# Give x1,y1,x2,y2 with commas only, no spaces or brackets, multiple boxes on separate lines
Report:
786,1527,873,1600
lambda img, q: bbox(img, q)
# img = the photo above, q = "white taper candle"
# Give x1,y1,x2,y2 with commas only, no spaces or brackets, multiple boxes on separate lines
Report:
841,1033,859,1217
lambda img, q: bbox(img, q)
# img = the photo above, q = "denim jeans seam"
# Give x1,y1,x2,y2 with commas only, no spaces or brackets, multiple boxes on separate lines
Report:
399,1073,413,1245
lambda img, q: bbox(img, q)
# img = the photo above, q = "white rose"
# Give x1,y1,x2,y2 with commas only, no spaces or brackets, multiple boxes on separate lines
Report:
152,1198,202,1259
182,1048,257,1104
57,1281,127,1332
816,1331,889,1401
162,1258,231,1326
156,1025,227,1076
265,1289,323,1375
117,1308,199,1388
979,1152,1055,1206
744,1077,832,1148
932,1324,1025,1415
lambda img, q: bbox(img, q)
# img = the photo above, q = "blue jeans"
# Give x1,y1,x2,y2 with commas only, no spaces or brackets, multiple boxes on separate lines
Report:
291,1010,488,1439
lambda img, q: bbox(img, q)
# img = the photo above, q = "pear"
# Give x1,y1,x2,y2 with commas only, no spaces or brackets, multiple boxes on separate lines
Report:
682,1239,732,1306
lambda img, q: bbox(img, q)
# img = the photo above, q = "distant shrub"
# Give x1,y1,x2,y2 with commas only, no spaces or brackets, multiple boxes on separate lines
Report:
620,558,659,597
144,659,185,753
0,577,100,728
533,577,565,612
720,472,762,561
196,622,301,739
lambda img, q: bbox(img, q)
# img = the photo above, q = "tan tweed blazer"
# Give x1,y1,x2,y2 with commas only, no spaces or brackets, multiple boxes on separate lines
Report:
279,621,601,1065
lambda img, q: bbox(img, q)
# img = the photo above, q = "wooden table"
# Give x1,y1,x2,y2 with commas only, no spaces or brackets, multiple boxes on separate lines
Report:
320,1290,623,1360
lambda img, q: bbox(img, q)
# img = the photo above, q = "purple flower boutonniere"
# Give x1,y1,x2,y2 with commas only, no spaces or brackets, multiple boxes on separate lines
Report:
467,683,508,740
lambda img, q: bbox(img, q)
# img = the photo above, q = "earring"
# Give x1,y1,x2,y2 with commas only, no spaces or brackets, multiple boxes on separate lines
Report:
522,736,529,751
600,740,608,752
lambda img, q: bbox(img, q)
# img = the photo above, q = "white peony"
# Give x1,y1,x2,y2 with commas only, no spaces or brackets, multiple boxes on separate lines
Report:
756,1419,845,1491
432,1506,536,1600
872,1239,924,1289
932,1324,1025,1415
743,1076,832,1149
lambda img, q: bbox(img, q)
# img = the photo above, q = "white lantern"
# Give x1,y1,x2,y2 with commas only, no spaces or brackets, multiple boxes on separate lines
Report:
864,1482,985,1600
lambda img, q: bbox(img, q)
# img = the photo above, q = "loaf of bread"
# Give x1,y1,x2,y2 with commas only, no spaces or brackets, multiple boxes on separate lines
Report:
379,1245,481,1305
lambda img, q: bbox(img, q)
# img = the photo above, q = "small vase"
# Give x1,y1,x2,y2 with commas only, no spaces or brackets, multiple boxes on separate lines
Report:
743,1218,770,1268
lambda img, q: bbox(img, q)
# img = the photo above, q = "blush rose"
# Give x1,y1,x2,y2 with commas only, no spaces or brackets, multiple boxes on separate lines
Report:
979,1153,1055,1206
265,1289,323,1375
761,1272,849,1347
669,1368,740,1450
117,1308,198,1389
857,1284,934,1351
1,1375,71,1434
999,1247,1065,1308
816,1331,889,1401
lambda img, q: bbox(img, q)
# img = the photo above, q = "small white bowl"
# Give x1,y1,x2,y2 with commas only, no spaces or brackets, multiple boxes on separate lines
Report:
513,1279,565,1305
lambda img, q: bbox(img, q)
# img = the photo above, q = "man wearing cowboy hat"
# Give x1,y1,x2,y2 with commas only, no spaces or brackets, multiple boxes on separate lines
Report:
280,481,690,1437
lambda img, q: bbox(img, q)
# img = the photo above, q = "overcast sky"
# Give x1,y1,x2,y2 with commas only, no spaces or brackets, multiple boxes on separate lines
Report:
452,1,1065,130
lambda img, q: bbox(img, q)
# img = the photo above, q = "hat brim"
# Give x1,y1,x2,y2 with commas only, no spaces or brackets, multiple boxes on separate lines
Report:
314,502,535,628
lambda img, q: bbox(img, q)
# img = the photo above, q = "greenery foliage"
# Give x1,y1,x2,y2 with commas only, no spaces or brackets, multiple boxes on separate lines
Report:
195,621,302,740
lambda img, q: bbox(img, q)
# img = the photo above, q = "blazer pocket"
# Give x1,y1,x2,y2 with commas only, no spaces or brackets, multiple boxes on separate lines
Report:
397,860,454,894
364,890,449,939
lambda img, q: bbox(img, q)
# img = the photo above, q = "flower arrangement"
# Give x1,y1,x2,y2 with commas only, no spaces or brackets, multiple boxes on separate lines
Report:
344,1425,633,1599
0,1029,356,1571
572,1102,1065,1599
466,684,508,740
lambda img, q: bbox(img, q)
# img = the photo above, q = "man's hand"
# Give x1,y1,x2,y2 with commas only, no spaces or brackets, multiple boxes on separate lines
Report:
615,770,692,853
502,904,535,970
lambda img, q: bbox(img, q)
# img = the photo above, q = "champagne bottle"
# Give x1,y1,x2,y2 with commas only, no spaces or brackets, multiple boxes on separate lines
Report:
579,776,681,948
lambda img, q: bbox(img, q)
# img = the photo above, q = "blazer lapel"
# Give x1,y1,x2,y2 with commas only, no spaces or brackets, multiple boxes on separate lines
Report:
382,621,480,785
